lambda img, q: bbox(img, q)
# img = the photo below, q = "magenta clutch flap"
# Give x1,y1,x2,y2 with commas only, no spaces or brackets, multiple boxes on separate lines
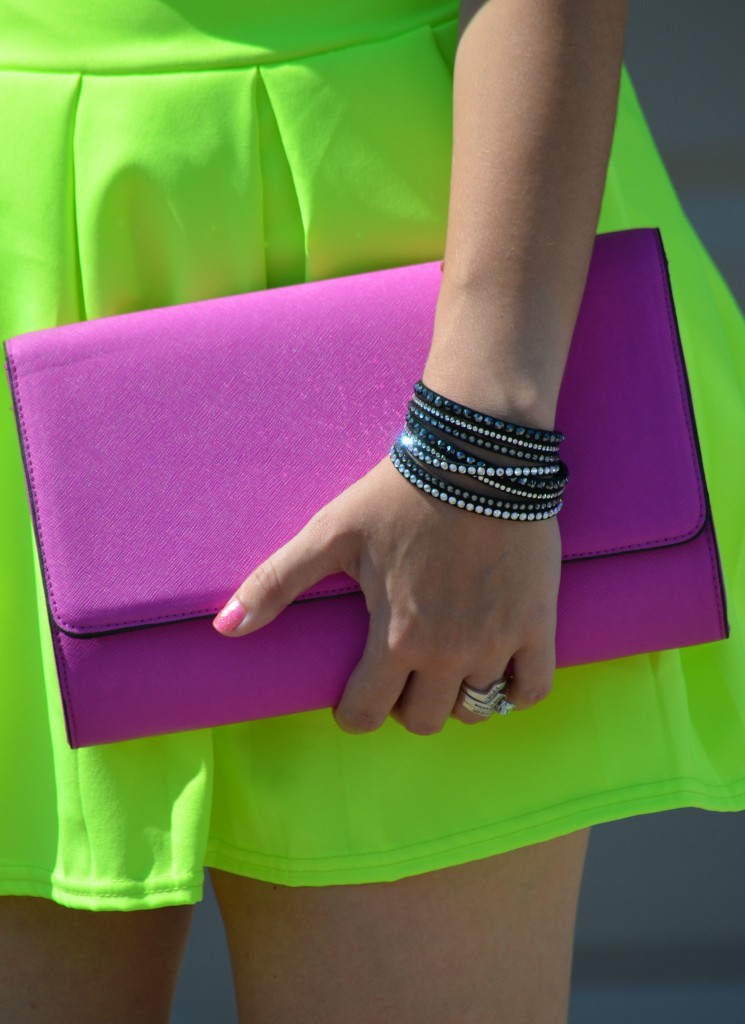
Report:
4,228,729,748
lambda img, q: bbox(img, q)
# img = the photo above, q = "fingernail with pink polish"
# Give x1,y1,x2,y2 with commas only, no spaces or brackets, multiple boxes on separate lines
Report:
212,597,250,635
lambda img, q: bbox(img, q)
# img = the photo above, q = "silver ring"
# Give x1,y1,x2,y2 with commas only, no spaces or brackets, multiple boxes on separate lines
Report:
460,677,517,718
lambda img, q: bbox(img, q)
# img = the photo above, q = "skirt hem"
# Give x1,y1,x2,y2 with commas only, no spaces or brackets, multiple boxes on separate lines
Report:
202,775,745,889
0,867,204,911
3,776,745,910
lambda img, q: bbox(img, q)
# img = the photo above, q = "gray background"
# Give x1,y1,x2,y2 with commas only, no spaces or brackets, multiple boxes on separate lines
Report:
171,3,745,1020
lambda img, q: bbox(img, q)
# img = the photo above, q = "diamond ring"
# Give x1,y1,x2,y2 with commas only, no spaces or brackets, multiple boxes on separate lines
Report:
460,677,517,718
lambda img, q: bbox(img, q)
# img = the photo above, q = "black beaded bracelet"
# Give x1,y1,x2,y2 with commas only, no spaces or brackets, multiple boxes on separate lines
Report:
390,439,564,520
407,400,560,464
389,381,568,523
401,431,567,499
402,416,568,493
391,439,565,518
410,394,560,457
401,433,567,503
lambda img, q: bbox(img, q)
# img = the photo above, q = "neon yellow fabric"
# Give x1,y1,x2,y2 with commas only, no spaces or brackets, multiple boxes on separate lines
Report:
1,1,744,911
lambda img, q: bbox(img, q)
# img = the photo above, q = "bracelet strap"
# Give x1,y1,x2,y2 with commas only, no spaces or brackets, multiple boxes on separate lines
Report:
390,439,564,521
407,401,560,464
401,434,567,503
413,380,564,444
402,418,569,491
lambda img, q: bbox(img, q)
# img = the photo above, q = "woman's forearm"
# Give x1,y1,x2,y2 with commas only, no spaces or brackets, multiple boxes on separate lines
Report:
424,0,629,428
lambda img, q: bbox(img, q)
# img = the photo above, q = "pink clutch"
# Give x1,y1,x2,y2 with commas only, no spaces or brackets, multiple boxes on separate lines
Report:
4,228,729,748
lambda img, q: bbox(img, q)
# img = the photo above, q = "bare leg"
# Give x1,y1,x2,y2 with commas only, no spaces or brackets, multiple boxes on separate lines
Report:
0,896,194,1024
211,827,590,1024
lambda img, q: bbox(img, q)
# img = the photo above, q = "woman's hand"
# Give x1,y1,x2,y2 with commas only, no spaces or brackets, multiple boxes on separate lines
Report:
210,0,630,736
212,451,561,735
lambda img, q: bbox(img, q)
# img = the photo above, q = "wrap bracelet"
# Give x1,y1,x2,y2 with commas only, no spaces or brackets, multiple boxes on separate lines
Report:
390,440,564,521
389,381,567,523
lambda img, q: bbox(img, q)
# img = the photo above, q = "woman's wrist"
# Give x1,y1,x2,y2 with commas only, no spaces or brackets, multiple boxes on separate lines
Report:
422,338,562,432
420,358,559,432
422,280,569,430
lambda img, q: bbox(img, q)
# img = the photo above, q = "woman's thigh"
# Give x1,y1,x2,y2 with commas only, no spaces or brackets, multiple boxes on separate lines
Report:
0,896,194,1024
211,826,590,1024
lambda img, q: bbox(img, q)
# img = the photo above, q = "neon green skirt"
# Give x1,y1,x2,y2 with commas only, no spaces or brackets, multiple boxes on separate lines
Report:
1,0,744,911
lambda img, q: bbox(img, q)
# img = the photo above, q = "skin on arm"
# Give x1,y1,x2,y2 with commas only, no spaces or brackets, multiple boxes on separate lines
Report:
426,0,630,427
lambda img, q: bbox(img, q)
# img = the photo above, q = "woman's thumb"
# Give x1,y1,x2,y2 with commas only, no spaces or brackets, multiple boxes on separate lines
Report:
212,513,348,637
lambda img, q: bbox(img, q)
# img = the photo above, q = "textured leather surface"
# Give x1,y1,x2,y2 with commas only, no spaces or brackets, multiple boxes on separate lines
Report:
4,228,729,746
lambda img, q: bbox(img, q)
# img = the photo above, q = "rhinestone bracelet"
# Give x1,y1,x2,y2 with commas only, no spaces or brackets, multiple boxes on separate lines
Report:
401,430,568,501
391,439,564,518
389,381,568,523
407,400,559,464
410,394,560,457
402,417,568,494
390,439,564,520
393,436,564,509
413,380,564,444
